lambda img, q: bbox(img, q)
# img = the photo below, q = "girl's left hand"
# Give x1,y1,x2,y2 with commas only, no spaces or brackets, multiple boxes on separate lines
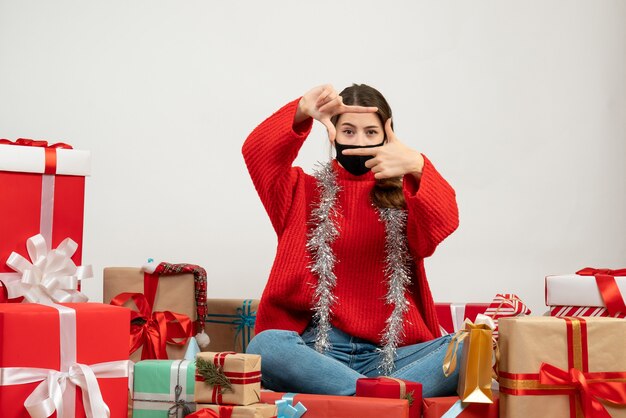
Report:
341,118,425,179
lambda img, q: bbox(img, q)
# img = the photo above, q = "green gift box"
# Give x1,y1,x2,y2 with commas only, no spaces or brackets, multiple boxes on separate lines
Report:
132,359,196,418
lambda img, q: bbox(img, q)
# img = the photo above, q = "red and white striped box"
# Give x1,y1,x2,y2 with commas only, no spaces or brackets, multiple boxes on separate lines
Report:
483,294,531,339
550,305,626,318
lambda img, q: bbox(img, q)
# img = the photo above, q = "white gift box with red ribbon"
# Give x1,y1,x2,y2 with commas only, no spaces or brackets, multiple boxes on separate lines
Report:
545,270,626,309
546,268,626,318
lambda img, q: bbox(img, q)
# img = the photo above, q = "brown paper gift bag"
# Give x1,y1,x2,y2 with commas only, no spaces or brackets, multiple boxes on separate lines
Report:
443,316,495,404
203,299,258,353
195,352,262,406
498,316,626,418
195,403,277,418
104,266,197,362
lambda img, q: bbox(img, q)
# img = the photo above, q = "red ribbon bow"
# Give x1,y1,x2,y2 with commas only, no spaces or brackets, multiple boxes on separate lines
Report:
576,268,626,316
110,292,193,360
539,362,626,418
0,138,73,174
0,138,73,149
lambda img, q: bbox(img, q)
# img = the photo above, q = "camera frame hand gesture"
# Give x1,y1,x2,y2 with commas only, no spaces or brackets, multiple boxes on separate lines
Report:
341,118,425,179
294,84,378,142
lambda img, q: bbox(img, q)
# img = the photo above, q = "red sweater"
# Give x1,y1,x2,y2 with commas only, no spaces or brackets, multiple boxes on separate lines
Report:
242,98,459,346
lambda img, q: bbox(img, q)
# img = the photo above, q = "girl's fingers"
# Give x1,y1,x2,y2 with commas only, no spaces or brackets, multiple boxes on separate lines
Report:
318,96,343,114
341,147,381,156
384,118,397,142
340,104,378,114
321,118,337,142
316,88,336,107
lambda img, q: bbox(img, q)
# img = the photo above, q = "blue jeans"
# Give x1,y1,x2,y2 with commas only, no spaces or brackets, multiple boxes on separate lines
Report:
246,325,460,397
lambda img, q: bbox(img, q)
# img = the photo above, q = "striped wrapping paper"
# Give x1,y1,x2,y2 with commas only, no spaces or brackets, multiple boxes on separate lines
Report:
483,294,531,339
550,305,626,318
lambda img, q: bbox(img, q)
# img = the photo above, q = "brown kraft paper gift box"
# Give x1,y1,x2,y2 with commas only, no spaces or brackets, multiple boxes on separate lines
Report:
195,352,262,406
103,267,197,361
203,299,259,353
498,316,626,417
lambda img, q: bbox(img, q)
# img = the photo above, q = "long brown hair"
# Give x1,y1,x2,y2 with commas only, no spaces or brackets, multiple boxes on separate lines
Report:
331,84,406,210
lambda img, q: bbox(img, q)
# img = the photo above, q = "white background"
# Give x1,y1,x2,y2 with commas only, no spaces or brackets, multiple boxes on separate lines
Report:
1,1,624,315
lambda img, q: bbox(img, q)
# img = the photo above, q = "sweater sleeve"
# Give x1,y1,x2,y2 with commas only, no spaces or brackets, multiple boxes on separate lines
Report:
242,98,314,235
403,154,459,259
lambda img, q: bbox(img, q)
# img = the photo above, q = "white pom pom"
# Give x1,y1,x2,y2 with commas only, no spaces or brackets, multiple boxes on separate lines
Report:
195,329,210,348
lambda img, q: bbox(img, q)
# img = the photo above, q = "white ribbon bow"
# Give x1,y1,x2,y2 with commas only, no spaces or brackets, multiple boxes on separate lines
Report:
4,234,92,304
1,361,131,418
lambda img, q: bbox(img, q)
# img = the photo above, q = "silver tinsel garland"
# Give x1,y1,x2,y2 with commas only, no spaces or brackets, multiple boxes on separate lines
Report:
307,162,412,374
307,162,341,353
376,207,413,375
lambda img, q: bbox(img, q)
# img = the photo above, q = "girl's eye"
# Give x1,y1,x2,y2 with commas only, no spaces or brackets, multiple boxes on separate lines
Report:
343,130,353,135
367,130,378,135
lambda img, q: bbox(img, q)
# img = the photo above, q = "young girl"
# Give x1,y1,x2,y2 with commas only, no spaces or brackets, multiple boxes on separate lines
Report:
243,84,460,397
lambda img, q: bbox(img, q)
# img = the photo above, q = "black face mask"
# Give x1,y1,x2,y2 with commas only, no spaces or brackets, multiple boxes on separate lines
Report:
334,141,385,176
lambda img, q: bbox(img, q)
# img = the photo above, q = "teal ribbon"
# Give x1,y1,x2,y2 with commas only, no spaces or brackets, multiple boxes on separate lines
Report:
441,399,467,418
276,393,307,418
205,299,256,352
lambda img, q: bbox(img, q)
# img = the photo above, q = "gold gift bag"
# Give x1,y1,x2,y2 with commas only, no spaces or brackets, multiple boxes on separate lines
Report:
443,315,495,403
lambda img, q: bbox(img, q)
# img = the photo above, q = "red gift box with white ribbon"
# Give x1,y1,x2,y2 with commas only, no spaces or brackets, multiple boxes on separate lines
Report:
0,303,131,417
0,139,90,295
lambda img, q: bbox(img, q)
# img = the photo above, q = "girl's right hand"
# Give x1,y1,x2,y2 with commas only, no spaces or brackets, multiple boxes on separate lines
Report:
294,84,378,142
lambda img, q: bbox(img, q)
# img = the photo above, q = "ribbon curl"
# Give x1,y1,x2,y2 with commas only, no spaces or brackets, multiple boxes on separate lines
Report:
539,362,626,418
110,292,193,359
4,234,92,304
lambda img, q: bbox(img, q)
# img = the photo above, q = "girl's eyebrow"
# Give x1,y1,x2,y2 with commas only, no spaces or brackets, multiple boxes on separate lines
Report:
340,122,380,129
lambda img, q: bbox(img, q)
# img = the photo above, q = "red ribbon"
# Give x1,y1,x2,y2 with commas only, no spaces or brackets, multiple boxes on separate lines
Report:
110,292,192,360
186,409,220,418
539,363,626,418
0,138,73,149
0,138,73,174
143,272,160,310
576,268,626,315
216,406,234,418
